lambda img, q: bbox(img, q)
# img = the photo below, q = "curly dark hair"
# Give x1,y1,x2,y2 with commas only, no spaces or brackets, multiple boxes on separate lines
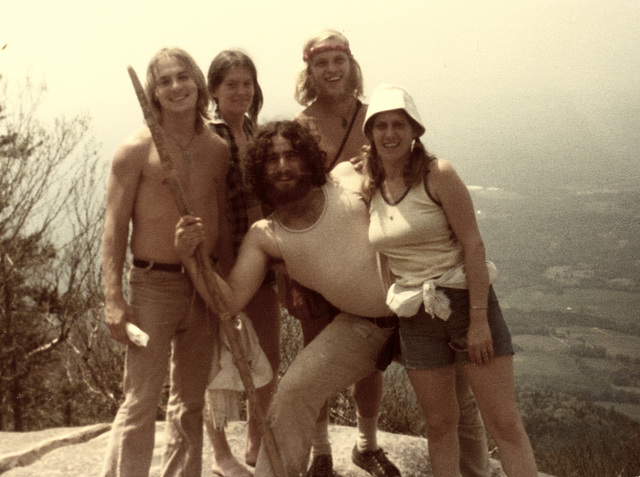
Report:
246,121,327,207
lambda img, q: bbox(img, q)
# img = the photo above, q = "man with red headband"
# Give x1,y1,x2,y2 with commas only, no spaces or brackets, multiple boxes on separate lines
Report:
295,28,368,171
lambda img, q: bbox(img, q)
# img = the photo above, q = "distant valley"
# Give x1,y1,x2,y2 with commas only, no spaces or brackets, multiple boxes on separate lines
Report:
468,174,640,422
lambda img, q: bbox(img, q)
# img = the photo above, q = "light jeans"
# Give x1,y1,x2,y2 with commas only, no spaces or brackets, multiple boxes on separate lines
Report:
254,311,490,477
255,313,393,477
100,267,216,477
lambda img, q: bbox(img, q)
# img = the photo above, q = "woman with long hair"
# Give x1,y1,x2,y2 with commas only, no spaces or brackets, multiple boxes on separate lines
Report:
205,49,280,477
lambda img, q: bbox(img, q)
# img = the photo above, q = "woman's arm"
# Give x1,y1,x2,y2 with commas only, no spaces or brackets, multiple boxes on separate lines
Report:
428,159,493,364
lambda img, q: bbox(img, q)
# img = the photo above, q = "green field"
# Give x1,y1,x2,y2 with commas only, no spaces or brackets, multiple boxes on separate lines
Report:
596,401,640,423
500,286,640,324
504,285,640,423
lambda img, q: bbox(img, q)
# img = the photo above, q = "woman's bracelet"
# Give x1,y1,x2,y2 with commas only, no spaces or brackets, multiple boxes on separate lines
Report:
470,305,488,310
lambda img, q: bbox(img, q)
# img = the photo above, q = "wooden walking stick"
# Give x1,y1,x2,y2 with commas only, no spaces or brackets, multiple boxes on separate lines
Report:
127,66,286,477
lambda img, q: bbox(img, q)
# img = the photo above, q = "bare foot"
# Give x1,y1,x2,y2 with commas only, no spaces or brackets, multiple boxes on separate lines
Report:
211,455,253,477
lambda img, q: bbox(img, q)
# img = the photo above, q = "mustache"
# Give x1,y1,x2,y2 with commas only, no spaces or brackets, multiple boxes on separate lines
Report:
245,170,314,182
271,171,296,181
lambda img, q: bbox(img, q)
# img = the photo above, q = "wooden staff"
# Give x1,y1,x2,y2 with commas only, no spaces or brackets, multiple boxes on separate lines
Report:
127,66,285,476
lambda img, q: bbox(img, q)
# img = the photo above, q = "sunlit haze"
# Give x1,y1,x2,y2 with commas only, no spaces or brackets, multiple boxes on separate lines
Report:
2,0,639,190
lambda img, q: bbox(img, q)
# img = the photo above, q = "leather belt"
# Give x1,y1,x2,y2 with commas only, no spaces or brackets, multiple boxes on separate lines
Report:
132,258,183,273
365,316,398,329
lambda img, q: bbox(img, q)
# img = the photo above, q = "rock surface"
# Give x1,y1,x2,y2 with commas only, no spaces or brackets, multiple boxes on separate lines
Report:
0,422,553,476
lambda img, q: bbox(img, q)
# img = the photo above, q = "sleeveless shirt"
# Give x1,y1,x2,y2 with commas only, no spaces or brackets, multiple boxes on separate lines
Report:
368,175,464,288
272,165,391,318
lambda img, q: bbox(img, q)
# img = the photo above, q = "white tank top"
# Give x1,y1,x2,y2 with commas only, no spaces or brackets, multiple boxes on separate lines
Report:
272,166,391,318
368,175,463,287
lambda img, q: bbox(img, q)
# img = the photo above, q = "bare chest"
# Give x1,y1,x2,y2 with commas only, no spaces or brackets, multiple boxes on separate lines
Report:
307,111,367,168
137,141,222,216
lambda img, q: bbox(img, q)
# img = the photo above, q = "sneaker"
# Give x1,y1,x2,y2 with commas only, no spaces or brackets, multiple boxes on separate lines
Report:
307,454,337,477
351,444,401,477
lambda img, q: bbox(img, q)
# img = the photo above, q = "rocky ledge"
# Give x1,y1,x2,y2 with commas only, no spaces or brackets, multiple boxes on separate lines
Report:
0,422,554,476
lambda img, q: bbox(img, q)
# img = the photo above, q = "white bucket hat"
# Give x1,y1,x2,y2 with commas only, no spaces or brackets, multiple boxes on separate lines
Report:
363,84,425,138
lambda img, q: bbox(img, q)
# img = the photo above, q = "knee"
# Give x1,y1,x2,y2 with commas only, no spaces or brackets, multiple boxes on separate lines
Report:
268,390,316,430
352,371,383,398
270,378,310,415
169,392,206,416
484,408,526,443
426,410,459,441
120,390,160,419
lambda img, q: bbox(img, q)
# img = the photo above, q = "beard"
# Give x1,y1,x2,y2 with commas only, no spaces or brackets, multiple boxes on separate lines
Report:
264,171,313,207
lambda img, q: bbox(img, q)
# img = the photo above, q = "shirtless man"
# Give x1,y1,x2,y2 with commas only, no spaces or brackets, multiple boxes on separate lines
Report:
101,47,231,477
176,120,401,476
295,28,368,170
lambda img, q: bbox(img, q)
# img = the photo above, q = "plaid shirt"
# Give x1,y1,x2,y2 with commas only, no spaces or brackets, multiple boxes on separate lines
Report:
209,109,260,257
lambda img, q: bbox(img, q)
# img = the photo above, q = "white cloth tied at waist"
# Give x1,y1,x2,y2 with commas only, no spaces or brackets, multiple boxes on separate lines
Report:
206,312,273,429
386,261,498,320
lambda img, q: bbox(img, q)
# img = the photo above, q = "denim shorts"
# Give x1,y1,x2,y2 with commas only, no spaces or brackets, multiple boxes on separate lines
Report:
399,285,513,370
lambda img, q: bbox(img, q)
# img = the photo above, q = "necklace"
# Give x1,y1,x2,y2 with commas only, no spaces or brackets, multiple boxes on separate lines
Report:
164,129,196,163
321,97,355,129
339,100,356,129
326,100,362,170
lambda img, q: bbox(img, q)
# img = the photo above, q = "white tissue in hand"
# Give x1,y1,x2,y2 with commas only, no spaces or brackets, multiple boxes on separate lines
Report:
126,322,149,347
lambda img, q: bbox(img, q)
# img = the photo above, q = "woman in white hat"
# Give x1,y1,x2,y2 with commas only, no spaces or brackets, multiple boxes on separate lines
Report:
362,85,538,477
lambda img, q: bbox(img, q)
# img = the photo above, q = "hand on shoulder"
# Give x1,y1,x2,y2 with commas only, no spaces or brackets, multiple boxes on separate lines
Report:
428,157,454,175
331,159,358,177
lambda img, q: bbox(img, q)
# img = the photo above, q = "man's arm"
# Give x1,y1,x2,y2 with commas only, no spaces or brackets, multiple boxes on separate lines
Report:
102,140,144,344
176,217,275,316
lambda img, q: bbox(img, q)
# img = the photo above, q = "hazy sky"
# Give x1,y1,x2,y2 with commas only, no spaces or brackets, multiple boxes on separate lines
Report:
2,0,639,186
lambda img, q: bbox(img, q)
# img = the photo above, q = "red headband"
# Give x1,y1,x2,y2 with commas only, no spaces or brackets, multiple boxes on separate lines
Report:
303,44,351,62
